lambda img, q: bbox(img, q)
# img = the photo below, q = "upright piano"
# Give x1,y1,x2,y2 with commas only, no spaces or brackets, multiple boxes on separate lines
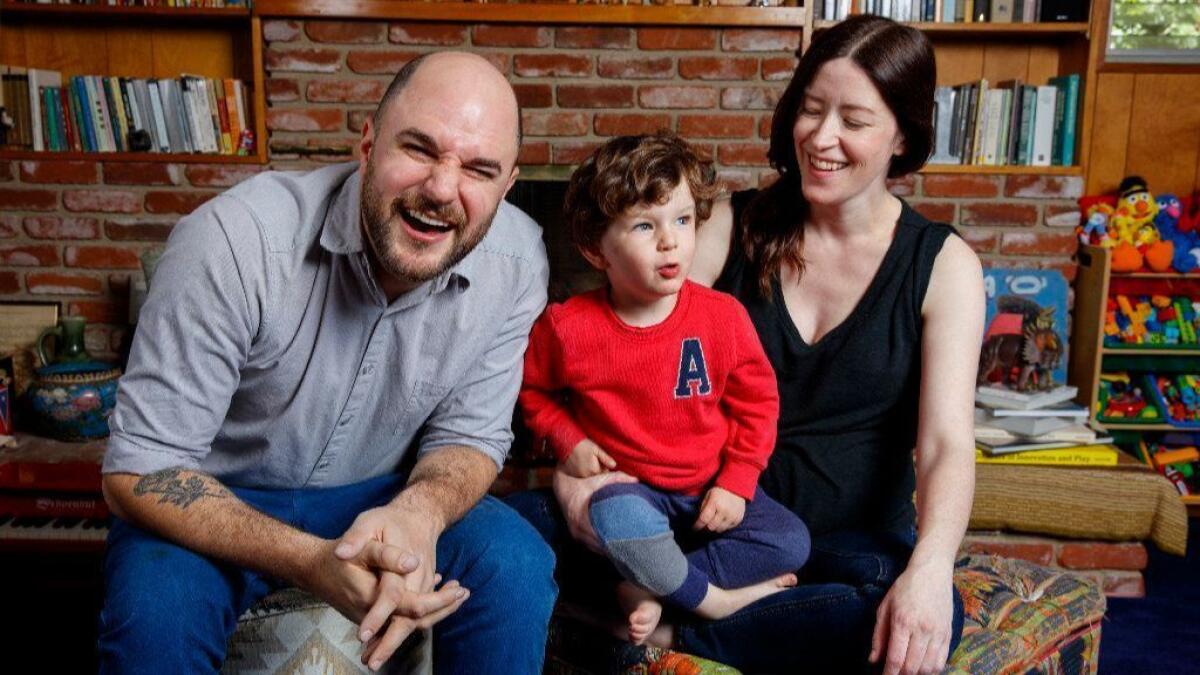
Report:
0,433,107,551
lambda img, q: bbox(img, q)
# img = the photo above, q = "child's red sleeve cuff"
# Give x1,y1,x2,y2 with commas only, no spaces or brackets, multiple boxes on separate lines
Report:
715,461,762,501
548,425,587,464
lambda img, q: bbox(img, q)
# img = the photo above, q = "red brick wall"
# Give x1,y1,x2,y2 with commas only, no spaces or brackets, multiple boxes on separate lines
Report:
0,19,1084,359
963,531,1149,597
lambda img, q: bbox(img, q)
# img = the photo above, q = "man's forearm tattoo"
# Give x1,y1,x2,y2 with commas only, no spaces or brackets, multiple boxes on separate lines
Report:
133,469,227,510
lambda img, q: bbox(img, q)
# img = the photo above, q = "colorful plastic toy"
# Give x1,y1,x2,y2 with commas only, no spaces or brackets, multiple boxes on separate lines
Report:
1104,293,1200,347
1097,372,1161,421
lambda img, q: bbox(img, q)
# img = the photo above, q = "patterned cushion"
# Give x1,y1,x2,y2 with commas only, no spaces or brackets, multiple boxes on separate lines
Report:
223,589,431,675
546,555,1105,675
949,554,1105,675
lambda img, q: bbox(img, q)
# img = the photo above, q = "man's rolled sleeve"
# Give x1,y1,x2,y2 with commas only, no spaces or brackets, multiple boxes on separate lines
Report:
419,251,550,470
103,197,260,477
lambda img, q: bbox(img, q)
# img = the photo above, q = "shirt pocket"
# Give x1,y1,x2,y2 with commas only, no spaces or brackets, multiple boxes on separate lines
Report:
403,379,454,428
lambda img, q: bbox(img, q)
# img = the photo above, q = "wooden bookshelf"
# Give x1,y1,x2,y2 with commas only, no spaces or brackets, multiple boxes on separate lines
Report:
0,2,250,19
0,5,267,163
922,164,1083,175
0,149,265,164
255,0,807,26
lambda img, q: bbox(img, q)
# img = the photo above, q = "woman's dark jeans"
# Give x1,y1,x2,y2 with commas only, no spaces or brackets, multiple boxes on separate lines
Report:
506,488,964,674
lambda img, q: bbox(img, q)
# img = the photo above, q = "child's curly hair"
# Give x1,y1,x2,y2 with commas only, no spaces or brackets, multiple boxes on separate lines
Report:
563,133,719,253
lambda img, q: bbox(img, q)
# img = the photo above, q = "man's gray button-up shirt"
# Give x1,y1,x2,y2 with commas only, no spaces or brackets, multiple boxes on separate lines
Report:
103,161,549,488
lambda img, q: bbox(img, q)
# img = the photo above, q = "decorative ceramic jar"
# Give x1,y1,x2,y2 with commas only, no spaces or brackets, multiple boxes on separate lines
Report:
26,361,122,441
24,317,122,441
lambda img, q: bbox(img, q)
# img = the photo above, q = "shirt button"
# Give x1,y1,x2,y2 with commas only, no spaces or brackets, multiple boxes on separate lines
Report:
339,416,353,427
362,365,375,376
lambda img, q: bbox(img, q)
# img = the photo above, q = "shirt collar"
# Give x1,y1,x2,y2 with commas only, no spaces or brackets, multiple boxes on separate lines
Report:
319,164,474,294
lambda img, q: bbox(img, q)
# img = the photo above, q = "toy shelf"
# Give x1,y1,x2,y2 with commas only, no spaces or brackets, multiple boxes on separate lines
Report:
1115,271,1200,280
1102,347,1200,355
1097,422,1180,431
1071,244,1200,504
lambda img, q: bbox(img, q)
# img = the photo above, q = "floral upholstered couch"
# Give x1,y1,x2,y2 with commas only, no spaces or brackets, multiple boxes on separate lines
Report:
545,554,1105,675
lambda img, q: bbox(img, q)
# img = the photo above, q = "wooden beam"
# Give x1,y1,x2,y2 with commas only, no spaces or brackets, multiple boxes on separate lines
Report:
252,0,807,27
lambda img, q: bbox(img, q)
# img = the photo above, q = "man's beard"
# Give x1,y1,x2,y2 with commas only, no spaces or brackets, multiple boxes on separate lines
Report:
361,159,498,286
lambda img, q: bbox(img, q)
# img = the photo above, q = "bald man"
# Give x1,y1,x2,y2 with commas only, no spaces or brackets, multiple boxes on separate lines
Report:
98,52,556,674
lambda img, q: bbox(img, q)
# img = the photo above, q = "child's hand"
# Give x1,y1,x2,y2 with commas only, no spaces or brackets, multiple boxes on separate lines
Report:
563,438,618,478
694,486,745,533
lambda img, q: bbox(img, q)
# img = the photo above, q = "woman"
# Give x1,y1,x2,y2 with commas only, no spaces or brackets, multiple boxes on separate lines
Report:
513,15,984,674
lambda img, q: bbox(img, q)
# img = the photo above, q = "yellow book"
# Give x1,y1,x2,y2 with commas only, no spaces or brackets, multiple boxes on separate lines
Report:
974,445,1119,467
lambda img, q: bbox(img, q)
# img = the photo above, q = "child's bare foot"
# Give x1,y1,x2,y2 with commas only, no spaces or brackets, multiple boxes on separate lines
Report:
694,573,798,620
617,581,664,644
644,621,675,650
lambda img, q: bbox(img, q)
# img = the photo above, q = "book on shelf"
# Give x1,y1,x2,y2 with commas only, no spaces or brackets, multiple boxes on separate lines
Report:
977,401,1090,436
982,400,1090,418
974,420,1100,447
992,0,1015,22
0,66,252,156
974,444,1120,466
1048,74,1081,166
930,86,957,163
929,75,1081,167
976,384,1079,410
824,0,1068,22
986,414,1075,437
977,435,1114,454
28,68,61,152
1039,0,1088,21
1031,84,1057,166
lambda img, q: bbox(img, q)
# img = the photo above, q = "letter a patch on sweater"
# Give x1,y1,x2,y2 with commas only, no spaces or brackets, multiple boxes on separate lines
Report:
674,338,712,398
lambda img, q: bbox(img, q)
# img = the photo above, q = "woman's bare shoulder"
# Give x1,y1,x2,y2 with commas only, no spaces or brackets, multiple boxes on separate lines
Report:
691,196,735,287
923,233,984,317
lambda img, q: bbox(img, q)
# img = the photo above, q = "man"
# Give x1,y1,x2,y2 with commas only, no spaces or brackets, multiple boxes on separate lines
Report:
98,52,556,673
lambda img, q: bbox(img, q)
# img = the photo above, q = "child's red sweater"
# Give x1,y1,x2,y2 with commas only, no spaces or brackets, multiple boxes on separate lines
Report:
519,281,779,500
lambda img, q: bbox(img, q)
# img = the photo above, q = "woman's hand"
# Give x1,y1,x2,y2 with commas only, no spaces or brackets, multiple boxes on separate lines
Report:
551,466,637,553
869,560,955,675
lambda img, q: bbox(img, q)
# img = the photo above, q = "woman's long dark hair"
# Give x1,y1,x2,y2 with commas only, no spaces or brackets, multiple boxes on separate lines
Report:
742,15,936,296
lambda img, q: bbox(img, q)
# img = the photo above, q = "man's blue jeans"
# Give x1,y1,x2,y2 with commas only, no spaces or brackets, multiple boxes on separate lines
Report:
506,488,963,673
98,473,557,674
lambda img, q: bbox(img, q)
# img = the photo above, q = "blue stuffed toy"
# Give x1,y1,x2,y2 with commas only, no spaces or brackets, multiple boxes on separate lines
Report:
1154,194,1200,273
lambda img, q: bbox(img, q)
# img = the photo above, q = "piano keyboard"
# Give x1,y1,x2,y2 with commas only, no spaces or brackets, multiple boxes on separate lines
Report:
0,513,109,549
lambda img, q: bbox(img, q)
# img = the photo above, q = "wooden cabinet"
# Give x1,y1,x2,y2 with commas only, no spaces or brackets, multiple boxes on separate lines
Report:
1069,244,1200,508
0,1,268,164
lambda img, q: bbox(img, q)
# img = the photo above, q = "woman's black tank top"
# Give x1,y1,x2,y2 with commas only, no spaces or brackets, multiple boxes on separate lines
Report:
716,190,956,537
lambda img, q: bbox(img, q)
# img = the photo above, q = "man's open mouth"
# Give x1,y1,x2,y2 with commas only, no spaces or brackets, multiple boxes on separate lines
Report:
399,205,456,234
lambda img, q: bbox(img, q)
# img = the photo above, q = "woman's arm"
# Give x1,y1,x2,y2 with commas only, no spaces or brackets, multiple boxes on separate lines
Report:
689,197,735,287
870,234,984,675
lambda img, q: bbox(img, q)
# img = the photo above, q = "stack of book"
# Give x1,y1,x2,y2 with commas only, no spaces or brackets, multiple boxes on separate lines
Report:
975,384,1119,466
0,67,252,156
929,75,1081,167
